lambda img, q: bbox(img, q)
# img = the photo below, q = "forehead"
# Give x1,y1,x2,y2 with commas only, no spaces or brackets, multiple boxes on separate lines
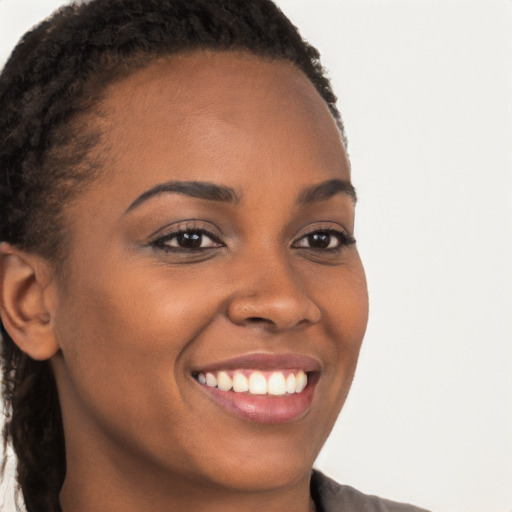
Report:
91,51,349,197
104,50,333,129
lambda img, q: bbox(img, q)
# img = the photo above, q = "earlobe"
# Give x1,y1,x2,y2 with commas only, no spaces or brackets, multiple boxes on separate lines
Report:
0,242,59,361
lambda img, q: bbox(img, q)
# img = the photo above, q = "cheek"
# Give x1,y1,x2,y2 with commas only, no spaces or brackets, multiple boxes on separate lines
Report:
337,267,369,346
315,256,369,346
52,264,221,429
312,259,368,403
57,261,218,349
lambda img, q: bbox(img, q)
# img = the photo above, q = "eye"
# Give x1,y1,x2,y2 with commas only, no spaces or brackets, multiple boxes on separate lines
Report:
293,229,355,251
152,228,223,252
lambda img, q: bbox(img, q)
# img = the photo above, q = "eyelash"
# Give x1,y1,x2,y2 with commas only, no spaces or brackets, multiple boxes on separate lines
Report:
150,225,355,254
292,228,356,252
151,227,223,252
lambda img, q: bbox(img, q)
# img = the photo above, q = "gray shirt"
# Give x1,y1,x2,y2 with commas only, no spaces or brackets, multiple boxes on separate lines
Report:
311,470,432,512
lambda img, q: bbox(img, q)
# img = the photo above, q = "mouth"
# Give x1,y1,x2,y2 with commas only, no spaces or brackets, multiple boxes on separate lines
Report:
191,354,320,424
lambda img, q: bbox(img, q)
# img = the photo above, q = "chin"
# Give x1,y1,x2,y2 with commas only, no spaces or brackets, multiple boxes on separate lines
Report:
196,428,324,493
204,456,313,493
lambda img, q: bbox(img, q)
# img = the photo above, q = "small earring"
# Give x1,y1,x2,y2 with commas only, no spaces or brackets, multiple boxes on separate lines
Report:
40,312,51,324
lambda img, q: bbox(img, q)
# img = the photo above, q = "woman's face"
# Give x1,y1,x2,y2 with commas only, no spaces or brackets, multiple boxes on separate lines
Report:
50,52,368,493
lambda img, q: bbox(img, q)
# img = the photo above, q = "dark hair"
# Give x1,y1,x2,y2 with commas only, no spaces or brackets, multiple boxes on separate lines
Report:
0,0,345,510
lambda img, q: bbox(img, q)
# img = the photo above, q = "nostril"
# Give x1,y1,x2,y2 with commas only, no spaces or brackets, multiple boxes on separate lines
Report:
247,317,272,324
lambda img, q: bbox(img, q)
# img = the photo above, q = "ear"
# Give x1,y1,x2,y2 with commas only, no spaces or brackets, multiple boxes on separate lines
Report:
0,242,59,360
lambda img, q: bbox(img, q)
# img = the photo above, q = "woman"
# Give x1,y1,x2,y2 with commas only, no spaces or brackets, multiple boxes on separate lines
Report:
0,1,429,511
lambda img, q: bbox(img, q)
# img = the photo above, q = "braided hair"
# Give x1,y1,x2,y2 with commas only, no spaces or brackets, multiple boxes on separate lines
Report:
0,1,345,510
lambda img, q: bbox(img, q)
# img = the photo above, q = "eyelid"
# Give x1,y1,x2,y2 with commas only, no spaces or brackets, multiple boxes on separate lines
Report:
161,230,223,249
147,220,227,255
148,219,224,241
293,222,354,241
291,223,356,252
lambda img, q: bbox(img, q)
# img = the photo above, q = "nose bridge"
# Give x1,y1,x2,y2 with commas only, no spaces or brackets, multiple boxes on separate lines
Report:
226,248,321,330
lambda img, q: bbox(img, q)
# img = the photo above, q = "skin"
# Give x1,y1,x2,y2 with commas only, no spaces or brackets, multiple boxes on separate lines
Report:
2,51,368,511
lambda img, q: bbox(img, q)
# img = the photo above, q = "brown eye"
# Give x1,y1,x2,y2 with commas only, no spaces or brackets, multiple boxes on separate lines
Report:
154,229,223,251
293,229,355,251
175,231,203,248
306,231,335,249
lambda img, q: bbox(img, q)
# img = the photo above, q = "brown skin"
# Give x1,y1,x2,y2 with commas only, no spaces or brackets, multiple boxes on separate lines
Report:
0,52,368,512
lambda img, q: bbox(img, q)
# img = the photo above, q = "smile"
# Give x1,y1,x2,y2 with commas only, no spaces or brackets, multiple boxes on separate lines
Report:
191,353,320,424
194,369,308,396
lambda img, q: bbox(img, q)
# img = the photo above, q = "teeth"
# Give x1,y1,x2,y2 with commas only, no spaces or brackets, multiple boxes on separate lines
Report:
217,371,232,391
196,369,309,395
205,372,217,388
249,372,267,395
232,371,249,392
268,371,287,395
285,373,296,394
296,370,307,393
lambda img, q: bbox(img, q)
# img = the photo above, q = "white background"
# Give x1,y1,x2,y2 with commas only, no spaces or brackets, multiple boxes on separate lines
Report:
1,1,511,512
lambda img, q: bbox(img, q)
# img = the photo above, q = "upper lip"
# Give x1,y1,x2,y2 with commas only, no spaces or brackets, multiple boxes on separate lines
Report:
192,352,322,373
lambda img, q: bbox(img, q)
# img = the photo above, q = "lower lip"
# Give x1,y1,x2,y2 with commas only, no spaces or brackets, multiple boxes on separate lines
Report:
195,374,318,424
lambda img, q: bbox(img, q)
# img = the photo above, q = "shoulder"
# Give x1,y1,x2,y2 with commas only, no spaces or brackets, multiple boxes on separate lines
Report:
311,470,432,512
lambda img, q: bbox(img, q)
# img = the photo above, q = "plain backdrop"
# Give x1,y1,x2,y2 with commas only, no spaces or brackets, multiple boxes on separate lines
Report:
1,1,511,512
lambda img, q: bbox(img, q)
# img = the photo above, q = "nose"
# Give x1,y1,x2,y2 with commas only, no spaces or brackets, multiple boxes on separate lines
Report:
226,256,321,331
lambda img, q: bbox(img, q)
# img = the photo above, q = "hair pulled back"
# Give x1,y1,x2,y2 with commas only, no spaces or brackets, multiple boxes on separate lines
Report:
0,1,345,510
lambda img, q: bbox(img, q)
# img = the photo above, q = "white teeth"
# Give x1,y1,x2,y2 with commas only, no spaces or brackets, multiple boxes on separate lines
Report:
205,372,217,388
217,371,233,391
286,373,297,394
197,369,309,395
232,371,249,392
268,371,287,395
296,370,307,393
249,372,268,395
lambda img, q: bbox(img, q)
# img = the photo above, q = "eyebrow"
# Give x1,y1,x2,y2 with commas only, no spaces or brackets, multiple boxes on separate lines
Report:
125,180,240,213
125,177,356,214
298,179,357,204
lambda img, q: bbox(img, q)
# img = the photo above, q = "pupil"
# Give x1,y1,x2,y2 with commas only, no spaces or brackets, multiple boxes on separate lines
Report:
177,232,202,248
308,232,331,248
